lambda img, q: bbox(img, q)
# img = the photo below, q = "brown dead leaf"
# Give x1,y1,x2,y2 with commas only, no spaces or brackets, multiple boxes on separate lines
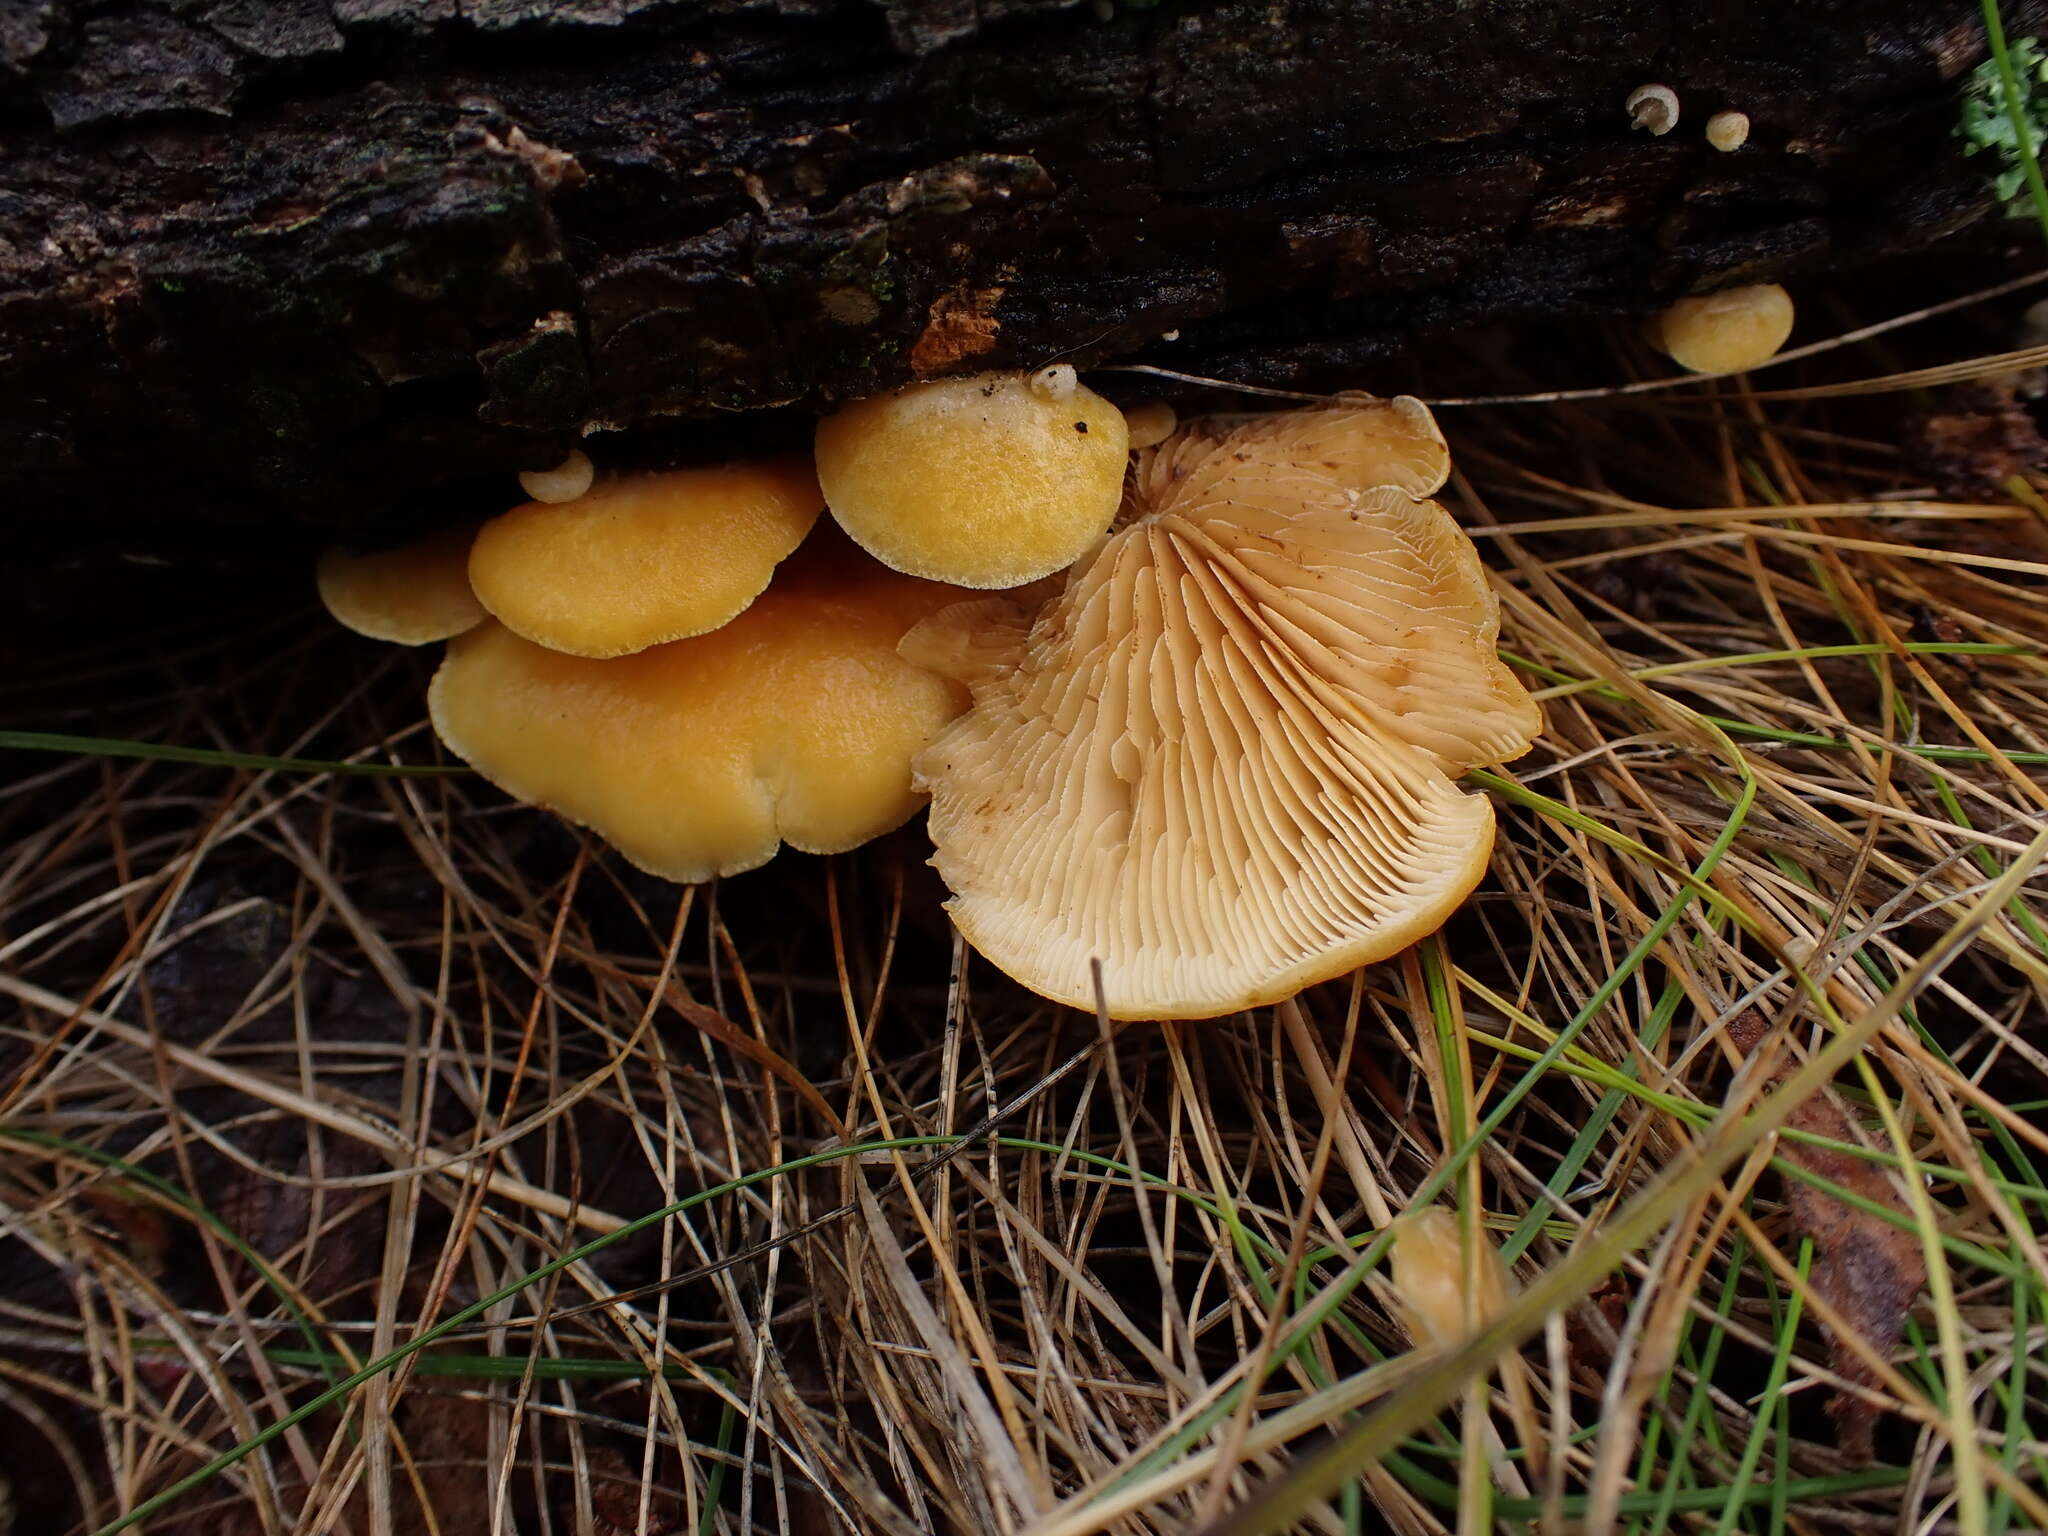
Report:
1904,376,2048,500
76,1185,172,1276
1728,1011,1926,1462
1564,1274,1630,1370
589,1446,685,1536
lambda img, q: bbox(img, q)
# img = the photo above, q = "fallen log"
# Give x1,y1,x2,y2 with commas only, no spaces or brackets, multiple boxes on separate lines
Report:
0,0,2037,571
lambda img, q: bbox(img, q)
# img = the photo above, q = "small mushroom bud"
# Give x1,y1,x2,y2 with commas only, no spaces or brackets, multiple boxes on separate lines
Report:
518,449,595,505
1390,1209,1508,1347
1626,83,1679,136
1649,283,1795,374
1029,363,1079,403
1123,400,1178,450
1705,110,1749,152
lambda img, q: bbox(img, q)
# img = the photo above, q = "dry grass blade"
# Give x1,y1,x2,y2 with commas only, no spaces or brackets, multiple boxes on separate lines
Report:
4,281,2048,1536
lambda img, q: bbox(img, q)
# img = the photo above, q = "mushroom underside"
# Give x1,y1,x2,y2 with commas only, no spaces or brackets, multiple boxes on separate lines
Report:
912,452,1539,1018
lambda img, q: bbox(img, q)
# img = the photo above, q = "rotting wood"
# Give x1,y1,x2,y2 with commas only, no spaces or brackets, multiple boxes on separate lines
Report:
0,0,2039,565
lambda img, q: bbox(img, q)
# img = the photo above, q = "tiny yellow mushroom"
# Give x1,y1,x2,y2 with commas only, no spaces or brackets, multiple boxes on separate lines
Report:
1649,283,1795,374
1705,110,1750,152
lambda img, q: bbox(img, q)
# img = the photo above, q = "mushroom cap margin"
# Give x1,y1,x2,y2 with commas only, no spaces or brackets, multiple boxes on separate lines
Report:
468,458,823,658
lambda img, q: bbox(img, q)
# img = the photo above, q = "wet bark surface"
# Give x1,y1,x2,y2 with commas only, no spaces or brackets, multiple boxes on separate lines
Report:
0,0,2035,570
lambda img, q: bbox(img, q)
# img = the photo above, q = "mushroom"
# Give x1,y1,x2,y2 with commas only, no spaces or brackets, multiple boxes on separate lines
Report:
1649,283,1794,375
1704,110,1749,152
467,459,823,658
902,395,1542,1019
815,371,1130,589
1123,400,1179,450
1390,1208,1509,1346
518,448,596,505
1625,83,1679,136
430,534,970,884
316,524,486,645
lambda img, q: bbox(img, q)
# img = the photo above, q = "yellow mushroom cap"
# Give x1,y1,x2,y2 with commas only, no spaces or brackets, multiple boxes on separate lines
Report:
1704,110,1750,152
1650,283,1794,374
467,459,823,658
1389,1209,1509,1347
815,371,1130,589
902,395,1541,1020
317,524,486,645
429,537,970,884
1122,401,1179,451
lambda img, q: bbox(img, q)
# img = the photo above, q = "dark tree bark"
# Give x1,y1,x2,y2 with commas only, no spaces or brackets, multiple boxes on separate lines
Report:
0,0,2036,564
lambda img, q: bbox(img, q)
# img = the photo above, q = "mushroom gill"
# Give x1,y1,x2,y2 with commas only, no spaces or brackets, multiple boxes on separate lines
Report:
905,395,1541,1020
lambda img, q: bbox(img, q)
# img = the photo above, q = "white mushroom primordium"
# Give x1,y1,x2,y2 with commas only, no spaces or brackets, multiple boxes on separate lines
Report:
1649,283,1795,374
816,370,1130,588
317,525,486,645
518,449,595,504
901,395,1542,1019
1028,363,1078,403
1626,84,1679,135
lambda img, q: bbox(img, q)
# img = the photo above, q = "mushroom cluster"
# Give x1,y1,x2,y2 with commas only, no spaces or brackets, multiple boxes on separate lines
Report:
901,395,1542,1019
432,530,968,882
316,454,975,880
317,371,1538,1020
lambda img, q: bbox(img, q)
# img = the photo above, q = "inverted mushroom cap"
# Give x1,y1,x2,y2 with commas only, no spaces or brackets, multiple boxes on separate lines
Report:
904,396,1540,1019
317,524,486,645
467,459,823,658
1650,283,1794,375
815,371,1129,588
430,537,969,884
1143,392,1452,503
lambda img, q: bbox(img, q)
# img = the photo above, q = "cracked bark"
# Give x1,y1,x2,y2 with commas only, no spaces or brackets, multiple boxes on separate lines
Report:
0,0,2036,582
